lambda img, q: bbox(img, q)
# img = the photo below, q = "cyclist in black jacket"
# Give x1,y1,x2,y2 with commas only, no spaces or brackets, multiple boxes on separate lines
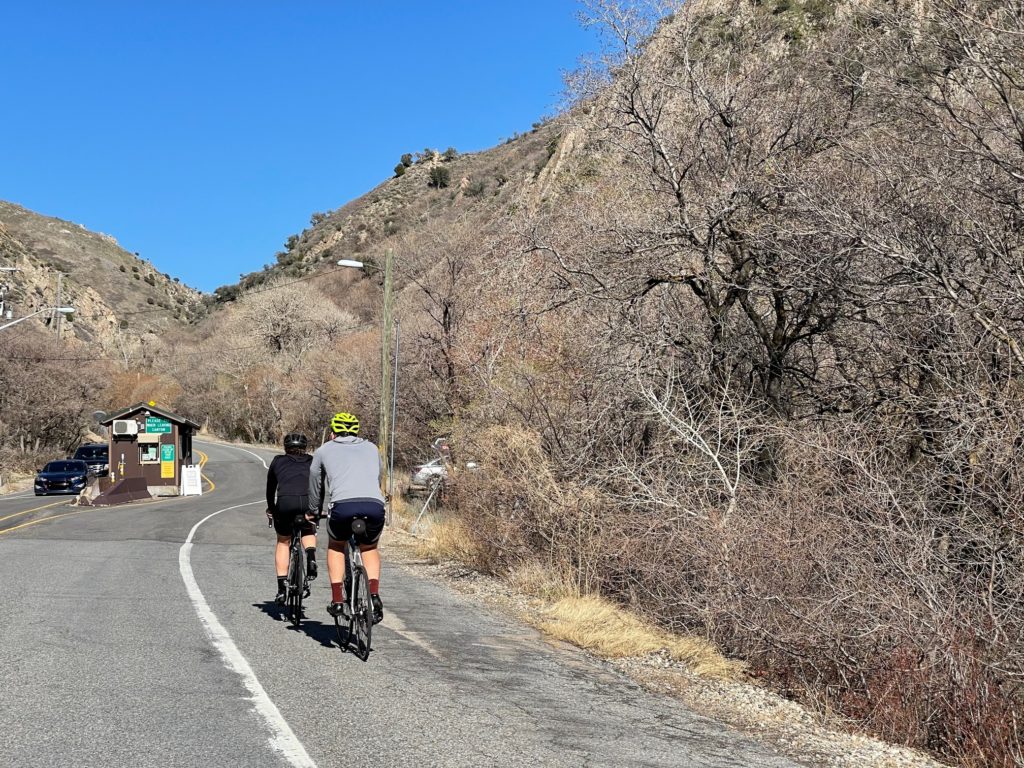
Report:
266,433,317,605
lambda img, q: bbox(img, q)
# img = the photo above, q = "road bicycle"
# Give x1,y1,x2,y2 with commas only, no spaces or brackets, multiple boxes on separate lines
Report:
332,517,373,661
285,514,311,628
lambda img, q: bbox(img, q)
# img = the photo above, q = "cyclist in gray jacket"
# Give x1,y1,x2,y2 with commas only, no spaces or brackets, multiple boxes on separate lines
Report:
309,411,386,623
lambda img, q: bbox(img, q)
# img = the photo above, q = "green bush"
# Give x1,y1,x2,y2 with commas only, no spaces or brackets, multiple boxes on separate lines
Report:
428,166,451,189
442,147,459,162
465,179,486,197
546,134,561,159
214,285,240,303
400,153,413,167
394,163,407,177
119,265,126,273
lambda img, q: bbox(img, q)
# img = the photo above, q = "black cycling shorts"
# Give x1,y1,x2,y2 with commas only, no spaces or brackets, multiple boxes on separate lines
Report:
327,500,385,545
272,494,316,538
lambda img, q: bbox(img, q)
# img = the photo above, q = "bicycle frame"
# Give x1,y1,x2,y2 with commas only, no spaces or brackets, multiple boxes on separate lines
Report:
345,537,364,612
285,515,310,626
335,516,372,660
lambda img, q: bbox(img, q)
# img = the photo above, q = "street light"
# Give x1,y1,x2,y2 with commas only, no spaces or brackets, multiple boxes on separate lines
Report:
338,253,399,513
0,306,74,332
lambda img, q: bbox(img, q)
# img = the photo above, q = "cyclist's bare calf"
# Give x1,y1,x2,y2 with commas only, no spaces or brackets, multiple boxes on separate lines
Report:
326,538,380,587
278,532,316,576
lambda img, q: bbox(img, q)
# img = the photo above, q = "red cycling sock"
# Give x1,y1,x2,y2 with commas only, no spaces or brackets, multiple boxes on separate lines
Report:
369,579,380,595
331,582,344,602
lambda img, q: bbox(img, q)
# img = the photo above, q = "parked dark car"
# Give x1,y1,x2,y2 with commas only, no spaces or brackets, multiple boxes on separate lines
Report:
35,460,90,496
72,443,109,476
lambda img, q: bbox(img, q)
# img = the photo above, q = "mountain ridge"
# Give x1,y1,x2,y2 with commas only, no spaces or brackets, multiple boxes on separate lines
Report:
0,200,204,346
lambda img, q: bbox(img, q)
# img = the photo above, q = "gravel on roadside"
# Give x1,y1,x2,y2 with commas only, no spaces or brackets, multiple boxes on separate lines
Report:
383,529,951,768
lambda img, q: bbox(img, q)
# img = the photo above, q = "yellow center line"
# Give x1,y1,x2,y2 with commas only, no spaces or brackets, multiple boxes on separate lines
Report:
0,494,181,536
0,508,92,534
0,499,68,524
0,451,220,537
197,450,215,492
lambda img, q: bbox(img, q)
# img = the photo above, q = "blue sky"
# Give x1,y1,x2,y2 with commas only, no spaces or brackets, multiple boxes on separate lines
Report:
1,2,598,292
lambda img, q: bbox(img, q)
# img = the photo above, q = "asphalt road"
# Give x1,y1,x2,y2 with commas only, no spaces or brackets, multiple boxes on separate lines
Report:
0,441,800,768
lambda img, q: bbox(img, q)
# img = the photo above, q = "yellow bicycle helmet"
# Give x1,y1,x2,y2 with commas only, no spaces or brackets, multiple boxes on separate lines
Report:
330,411,360,435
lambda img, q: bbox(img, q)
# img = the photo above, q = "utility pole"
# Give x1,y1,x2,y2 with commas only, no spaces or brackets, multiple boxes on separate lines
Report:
378,249,395,490
54,271,63,339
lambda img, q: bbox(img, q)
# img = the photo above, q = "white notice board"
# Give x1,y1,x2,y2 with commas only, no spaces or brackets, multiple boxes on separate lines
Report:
181,465,203,496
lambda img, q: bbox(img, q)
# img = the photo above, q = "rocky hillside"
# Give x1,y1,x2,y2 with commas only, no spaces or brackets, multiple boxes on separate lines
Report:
209,123,563,303
0,201,203,345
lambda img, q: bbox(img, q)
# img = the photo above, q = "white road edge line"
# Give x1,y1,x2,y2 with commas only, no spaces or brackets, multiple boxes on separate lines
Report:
179,449,316,768
195,439,270,469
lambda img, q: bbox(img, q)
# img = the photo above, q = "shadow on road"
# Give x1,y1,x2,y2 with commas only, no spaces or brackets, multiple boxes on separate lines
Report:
251,601,346,650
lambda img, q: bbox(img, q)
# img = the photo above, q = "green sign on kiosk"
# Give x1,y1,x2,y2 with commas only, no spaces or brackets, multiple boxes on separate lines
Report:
146,417,172,434
160,444,176,479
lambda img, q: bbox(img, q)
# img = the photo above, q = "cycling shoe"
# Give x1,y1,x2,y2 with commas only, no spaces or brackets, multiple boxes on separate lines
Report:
327,601,348,619
306,560,317,581
371,594,384,624
275,590,287,606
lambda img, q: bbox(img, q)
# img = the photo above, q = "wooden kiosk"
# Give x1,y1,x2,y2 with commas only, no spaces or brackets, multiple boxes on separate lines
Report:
98,402,199,498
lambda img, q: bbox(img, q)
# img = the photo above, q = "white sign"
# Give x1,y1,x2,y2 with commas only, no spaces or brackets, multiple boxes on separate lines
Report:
181,465,203,496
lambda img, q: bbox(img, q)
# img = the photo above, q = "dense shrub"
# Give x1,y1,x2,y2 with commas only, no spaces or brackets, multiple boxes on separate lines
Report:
404,2,1024,765
0,328,108,474
428,166,451,189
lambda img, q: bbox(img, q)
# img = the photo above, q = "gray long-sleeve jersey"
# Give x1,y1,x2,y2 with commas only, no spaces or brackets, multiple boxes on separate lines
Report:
308,436,385,514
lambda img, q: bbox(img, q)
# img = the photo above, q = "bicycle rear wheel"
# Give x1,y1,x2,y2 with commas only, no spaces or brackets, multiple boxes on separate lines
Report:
348,565,372,660
287,543,304,627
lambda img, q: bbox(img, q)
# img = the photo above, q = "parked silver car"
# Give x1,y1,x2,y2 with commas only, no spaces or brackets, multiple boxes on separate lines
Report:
408,457,480,494
409,458,447,491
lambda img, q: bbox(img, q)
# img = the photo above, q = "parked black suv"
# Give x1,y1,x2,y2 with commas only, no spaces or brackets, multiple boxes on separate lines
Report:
72,443,109,476
35,460,90,496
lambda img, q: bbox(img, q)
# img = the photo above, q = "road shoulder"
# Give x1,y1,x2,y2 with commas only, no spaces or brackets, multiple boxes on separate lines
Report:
383,529,948,768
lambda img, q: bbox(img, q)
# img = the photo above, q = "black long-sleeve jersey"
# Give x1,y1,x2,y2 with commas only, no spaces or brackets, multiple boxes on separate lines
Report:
266,453,313,512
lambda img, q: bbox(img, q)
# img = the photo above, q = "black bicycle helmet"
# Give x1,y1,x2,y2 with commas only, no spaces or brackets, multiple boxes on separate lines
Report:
283,432,308,450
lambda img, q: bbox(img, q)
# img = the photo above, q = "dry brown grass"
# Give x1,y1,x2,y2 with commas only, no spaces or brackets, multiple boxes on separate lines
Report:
504,559,581,601
538,595,745,680
386,494,417,532
414,507,741,681
413,514,484,564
